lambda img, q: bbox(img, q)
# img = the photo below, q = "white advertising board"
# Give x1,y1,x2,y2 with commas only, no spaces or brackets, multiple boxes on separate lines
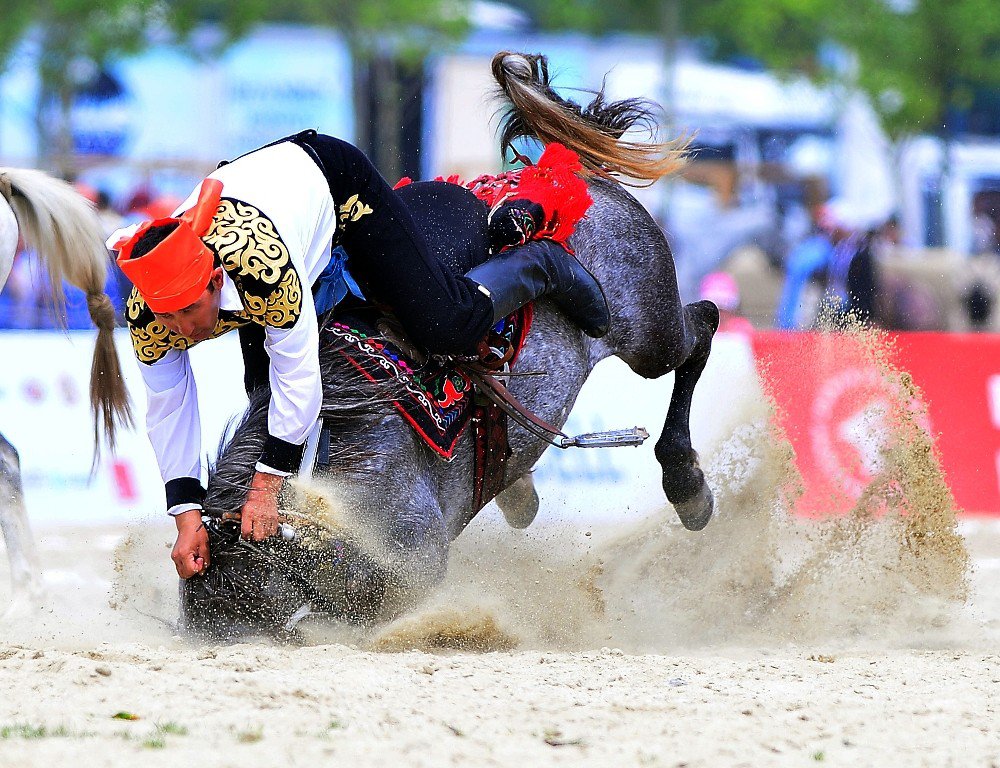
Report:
0,330,756,528
0,330,246,526
532,333,759,524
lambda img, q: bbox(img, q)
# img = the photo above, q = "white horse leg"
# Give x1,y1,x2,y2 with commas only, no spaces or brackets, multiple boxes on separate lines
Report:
0,434,43,618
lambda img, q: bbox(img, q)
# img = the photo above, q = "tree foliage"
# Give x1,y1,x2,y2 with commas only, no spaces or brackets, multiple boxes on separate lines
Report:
509,0,1000,138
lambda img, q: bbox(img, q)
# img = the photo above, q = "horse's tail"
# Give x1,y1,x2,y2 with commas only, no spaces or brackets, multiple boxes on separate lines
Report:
491,51,688,184
1,168,133,452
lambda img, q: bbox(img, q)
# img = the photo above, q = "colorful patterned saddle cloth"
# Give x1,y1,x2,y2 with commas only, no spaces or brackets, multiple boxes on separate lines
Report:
323,307,532,460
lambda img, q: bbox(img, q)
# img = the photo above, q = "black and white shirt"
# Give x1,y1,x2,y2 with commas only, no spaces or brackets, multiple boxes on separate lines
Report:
115,142,343,512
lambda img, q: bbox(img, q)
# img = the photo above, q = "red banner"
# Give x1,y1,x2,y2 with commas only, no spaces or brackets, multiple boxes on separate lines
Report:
751,331,1000,517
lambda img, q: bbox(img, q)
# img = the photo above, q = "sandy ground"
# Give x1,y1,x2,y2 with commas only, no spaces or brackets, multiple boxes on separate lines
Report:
2,332,999,767
0,507,996,768
0,636,997,767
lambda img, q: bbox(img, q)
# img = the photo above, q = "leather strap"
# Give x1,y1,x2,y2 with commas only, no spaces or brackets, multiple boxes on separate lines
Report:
460,362,567,447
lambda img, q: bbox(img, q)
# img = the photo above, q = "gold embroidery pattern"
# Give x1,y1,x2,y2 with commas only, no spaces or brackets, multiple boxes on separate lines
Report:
266,269,303,327
204,198,302,329
125,288,251,364
338,194,373,226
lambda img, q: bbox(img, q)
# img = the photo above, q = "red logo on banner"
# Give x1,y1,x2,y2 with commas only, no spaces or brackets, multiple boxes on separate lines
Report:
753,331,1000,517
111,460,138,503
811,367,893,498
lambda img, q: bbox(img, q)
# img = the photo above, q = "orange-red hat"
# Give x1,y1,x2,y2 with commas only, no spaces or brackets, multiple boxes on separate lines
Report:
115,179,223,314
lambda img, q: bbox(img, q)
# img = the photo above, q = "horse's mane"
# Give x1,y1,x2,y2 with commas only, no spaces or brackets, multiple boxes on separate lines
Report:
204,332,403,516
491,51,688,185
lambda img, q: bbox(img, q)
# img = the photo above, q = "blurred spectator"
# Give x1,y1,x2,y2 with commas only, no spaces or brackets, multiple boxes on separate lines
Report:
775,219,832,329
971,199,998,255
964,282,993,330
821,200,882,325
123,188,153,222
122,187,181,224
95,189,125,238
961,248,1000,332
876,214,901,254
699,271,753,335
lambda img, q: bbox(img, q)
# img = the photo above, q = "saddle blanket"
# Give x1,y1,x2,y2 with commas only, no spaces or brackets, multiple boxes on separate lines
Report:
324,308,532,460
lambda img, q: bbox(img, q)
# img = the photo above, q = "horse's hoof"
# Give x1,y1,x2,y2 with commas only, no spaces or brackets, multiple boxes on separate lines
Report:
496,473,539,529
673,483,714,531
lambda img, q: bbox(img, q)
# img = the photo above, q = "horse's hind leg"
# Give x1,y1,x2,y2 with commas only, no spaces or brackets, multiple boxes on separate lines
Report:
653,300,720,529
0,434,43,615
495,472,539,529
617,299,720,530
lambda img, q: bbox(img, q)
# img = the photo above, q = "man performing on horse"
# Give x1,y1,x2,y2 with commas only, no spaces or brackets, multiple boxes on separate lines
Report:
109,130,609,580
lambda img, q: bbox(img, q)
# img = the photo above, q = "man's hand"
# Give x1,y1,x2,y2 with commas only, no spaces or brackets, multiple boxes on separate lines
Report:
241,471,284,541
172,509,210,579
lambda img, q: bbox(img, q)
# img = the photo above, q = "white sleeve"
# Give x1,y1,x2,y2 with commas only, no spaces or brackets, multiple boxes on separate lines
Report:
263,287,323,449
139,348,203,485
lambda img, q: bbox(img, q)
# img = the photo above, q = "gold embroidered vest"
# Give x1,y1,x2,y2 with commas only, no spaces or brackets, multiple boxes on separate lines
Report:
126,197,303,364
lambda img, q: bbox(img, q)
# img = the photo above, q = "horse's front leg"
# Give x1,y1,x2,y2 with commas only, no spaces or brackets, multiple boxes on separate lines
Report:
653,300,720,530
361,480,450,620
0,434,43,616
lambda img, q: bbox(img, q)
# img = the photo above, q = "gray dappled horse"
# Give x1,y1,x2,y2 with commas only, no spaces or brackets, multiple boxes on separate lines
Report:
0,169,132,615
184,52,720,638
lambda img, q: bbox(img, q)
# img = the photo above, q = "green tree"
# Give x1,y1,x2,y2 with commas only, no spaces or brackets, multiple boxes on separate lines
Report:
830,0,1000,139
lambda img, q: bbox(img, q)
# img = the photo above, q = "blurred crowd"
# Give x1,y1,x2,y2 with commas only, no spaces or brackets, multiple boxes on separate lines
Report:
2,177,999,335
774,201,897,330
771,196,1000,332
0,183,180,329
692,192,1000,335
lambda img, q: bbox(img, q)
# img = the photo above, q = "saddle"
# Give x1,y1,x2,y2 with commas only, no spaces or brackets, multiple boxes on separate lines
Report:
320,304,533,515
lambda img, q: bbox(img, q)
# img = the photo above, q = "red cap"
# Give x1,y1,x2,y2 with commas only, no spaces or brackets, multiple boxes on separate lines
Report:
116,179,223,314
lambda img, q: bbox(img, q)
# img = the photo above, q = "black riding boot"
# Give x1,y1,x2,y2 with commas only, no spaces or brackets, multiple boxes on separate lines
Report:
465,240,611,338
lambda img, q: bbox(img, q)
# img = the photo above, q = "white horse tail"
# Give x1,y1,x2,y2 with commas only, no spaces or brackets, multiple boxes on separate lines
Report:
1,168,133,452
491,51,689,184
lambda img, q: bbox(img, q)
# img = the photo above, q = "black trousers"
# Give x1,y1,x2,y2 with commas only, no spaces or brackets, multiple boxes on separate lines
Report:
290,131,494,355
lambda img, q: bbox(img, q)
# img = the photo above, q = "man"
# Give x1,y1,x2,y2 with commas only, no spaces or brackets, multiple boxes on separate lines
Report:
110,130,608,580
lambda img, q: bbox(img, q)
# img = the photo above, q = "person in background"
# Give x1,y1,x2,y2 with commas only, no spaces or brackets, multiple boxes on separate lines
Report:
94,189,124,239
822,200,882,325
963,235,1000,333
971,201,998,255
699,271,753,335
775,210,833,329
